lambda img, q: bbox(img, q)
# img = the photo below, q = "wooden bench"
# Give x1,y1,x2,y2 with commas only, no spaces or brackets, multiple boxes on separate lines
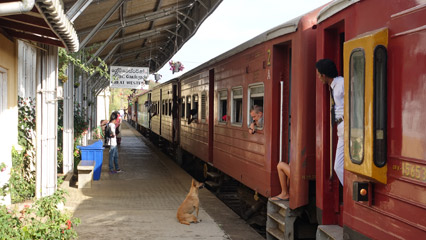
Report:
77,160,95,189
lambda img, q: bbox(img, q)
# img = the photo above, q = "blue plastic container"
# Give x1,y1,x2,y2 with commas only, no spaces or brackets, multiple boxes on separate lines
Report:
77,140,104,180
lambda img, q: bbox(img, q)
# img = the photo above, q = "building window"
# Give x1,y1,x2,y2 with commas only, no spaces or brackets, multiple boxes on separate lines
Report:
218,90,227,123
248,83,264,128
169,100,172,116
231,87,243,125
349,49,365,164
201,93,207,121
186,96,191,119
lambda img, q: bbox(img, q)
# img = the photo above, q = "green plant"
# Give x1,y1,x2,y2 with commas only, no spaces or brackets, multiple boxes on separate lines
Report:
0,189,80,239
10,149,35,203
17,97,36,182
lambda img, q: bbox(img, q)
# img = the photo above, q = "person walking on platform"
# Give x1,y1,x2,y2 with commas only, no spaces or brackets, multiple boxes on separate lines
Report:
316,59,344,185
107,112,122,173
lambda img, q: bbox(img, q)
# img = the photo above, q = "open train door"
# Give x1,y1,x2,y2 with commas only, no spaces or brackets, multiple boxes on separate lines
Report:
316,20,345,226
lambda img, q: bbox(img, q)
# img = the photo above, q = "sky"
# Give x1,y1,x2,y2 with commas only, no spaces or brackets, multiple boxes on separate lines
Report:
153,0,331,82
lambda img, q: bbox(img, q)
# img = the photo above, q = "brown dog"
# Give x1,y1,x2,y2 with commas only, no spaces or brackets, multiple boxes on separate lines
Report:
177,179,204,225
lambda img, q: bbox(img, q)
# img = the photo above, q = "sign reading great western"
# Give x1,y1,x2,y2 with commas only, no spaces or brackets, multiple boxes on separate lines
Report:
110,66,149,89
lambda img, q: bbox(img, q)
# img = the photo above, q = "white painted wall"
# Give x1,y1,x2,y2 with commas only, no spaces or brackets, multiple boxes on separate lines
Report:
97,88,110,125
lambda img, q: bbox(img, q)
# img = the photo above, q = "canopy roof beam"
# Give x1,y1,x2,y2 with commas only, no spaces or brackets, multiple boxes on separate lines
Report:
80,0,126,48
77,4,189,36
66,0,93,22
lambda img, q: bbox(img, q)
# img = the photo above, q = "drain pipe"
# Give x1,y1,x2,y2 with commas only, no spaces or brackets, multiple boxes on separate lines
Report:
0,0,35,16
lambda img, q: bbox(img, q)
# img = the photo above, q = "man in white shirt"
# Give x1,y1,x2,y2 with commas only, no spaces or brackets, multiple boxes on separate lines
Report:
316,59,344,185
108,112,122,173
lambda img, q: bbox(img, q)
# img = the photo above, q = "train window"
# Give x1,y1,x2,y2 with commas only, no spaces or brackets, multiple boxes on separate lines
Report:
201,93,207,121
169,100,172,116
373,45,387,168
192,94,199,120
162,100,165,115
349,49,365,164
181,98,185,118
218,90,227,123
232,87,243,125
186,96,191,119
248,83,264,129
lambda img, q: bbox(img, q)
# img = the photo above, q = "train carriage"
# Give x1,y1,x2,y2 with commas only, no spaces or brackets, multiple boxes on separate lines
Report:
128,0,426,238
150,79,179,145
315,0,426,238
179,72,210,162
137,92,150,133
176,6,324,210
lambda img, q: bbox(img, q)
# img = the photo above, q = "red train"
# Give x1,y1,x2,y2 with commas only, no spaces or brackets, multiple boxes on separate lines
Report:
129,0,426,239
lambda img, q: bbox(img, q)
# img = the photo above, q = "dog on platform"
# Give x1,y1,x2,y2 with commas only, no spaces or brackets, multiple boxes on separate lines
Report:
177,179,204,225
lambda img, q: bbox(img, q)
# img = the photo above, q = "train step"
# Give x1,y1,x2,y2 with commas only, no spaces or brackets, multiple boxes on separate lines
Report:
205,180,220,188
266,199,289,240
316,225,343,240
206,171,221,179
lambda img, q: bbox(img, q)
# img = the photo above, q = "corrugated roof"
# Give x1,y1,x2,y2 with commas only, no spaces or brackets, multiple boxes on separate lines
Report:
0,0,79,51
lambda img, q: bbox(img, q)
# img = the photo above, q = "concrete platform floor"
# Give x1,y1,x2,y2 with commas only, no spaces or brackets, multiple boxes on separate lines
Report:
64,121,263,240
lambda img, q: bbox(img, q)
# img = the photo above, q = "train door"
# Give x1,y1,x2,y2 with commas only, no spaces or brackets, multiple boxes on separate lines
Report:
172,84,178,144
208,69,214,164
322,21,345,226
159,89,162,136
135,100,138,124
148,93,152,129
272,42,292,192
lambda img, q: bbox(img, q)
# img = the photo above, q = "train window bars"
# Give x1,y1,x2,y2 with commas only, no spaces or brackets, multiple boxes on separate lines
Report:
349,48,365,165
373,45,387,168
218,90,228,123
248,83,264,129
162,100,166,115
181,98,185,118
232,87,243,126
193,94,199,120
201,93,207,121
186,96,191,119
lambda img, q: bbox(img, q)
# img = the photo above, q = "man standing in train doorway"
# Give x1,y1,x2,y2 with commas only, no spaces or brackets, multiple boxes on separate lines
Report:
316,59,344,185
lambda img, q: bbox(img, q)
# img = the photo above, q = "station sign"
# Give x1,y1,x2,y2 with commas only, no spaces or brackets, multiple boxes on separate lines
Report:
110,66,149,89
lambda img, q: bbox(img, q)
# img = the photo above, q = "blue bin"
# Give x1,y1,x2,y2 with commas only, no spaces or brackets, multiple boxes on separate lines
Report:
77,140,104,180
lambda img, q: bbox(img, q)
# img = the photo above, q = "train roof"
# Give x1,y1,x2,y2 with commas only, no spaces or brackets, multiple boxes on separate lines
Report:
180,14,303,79
150,78,179,90
317,0,360,23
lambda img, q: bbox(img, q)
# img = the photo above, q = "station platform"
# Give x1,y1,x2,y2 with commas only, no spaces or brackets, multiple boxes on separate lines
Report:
64,121,262,240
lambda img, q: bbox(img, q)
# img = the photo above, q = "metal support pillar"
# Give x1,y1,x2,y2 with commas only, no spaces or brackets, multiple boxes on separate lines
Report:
63,64,74,174
36,45,58,198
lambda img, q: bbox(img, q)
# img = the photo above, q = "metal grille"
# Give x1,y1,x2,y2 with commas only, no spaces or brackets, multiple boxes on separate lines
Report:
201,93,207,120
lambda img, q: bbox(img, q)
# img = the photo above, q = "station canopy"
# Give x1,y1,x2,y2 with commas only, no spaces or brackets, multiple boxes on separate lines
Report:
64,0,222,74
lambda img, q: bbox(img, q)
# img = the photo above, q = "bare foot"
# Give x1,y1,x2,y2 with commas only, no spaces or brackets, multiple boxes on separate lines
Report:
270,194,289,201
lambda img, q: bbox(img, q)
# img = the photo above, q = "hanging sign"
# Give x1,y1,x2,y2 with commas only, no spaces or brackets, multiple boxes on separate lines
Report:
110,66,149,89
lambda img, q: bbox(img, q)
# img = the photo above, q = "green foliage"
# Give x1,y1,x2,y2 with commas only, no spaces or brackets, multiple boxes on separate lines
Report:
58,47,110,84
57,100,64,173
10,149,35,203
0,189,80,239
10,97,37,203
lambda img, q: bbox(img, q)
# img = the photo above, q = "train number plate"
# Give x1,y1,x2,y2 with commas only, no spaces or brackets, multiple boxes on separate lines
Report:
401,161,426,182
